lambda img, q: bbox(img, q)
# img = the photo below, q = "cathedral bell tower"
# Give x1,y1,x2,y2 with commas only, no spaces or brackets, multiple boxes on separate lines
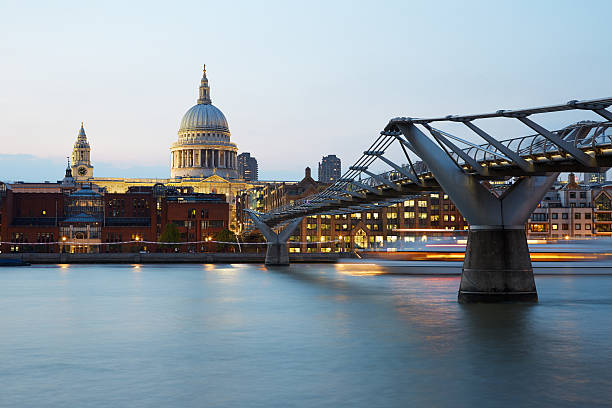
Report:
71,122,94,181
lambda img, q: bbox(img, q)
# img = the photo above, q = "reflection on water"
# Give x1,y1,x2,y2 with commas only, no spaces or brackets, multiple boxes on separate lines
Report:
0,263,611,407
335,263,387,276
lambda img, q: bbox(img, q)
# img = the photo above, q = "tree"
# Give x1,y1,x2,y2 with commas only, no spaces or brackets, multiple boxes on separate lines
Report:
241,231,267,253
158,223,181,252
214,229,237,252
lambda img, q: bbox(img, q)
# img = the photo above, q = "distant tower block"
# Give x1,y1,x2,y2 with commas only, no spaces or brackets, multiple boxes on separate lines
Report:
238,152,258,181
318,154,341,183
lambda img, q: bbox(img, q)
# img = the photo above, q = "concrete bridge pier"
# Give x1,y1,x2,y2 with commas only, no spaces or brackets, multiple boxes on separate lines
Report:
397,122,559,302
461,227,536,302
245,211,303,265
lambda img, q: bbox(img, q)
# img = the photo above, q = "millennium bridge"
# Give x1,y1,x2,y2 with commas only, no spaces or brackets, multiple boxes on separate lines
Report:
246,97,612,302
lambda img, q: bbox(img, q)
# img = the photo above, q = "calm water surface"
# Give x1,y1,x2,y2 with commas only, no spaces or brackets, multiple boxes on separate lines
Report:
1,263,611,407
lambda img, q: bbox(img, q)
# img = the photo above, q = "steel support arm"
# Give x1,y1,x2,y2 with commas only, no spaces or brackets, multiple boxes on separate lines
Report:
367,152,419,183
517,117,595,167
245,210,278,242
499,173,559,226
462,121,533,172
396,123,501,226
361,169,401,191
351,180,382,195
331,186,366,199
392,134,418,155
594,108,612,122
278,217,304,243
425,125,487,175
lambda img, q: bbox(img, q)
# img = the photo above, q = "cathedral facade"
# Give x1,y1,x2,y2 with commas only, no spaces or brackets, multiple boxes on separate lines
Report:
72,65,254,230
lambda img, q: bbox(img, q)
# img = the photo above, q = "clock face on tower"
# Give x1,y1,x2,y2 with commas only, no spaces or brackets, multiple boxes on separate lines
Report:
78,167,88,176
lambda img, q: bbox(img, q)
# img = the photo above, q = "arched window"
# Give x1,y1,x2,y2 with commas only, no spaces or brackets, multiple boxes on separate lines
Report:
595,194,611,210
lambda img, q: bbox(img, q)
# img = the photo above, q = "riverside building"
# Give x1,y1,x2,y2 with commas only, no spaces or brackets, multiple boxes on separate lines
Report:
0,170,229,254
527,174,594,239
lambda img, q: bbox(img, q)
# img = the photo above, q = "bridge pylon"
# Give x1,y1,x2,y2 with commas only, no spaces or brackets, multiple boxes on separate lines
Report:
245,211,303,266
397,123,559,303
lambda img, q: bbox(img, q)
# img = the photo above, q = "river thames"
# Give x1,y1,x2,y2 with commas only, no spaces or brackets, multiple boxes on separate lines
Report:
1,263,611,407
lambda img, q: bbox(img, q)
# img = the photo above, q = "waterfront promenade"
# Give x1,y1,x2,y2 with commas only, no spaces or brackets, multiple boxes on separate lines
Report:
0,252,341,264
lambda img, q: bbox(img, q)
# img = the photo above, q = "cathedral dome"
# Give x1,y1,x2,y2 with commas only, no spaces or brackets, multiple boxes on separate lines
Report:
170,65,239,180
179,103,229,133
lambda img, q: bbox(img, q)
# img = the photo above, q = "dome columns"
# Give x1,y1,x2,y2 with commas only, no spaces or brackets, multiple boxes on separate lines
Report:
170,146,238,177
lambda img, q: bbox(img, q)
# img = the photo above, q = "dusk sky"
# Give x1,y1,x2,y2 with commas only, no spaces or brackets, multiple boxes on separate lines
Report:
1,0,610,181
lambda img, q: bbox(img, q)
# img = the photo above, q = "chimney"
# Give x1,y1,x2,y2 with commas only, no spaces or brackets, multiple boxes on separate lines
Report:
305,167,311,179
567,173,579,188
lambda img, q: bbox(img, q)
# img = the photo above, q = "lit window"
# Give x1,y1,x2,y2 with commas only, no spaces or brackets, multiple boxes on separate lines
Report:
552,224,558,230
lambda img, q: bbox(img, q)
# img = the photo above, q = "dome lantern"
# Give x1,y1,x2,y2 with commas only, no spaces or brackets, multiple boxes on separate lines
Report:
197,64,212,105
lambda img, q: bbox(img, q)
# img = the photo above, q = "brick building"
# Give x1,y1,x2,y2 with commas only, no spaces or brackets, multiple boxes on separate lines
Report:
0,175,229,253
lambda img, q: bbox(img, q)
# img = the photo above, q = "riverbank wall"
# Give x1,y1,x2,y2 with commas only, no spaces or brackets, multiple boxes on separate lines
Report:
0,252,347,264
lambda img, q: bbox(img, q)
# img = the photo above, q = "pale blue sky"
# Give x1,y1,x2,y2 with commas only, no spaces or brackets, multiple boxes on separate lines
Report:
0,0,610,181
